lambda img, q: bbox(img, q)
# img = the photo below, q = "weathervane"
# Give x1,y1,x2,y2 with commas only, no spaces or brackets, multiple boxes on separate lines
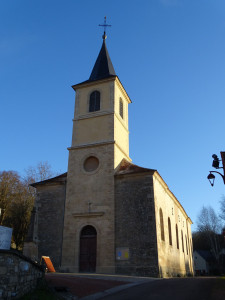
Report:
99,16,111,40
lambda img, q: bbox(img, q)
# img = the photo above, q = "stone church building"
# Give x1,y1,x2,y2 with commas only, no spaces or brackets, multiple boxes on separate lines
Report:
24,33,194,277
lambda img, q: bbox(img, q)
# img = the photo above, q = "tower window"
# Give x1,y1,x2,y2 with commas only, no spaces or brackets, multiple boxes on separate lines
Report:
119,98,123,119
89,91,100,112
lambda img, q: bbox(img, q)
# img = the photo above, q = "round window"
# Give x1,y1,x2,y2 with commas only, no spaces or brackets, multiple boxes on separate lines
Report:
83,156,99,172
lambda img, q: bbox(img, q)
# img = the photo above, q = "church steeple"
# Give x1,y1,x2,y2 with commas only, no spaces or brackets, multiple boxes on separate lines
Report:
89,39,116,81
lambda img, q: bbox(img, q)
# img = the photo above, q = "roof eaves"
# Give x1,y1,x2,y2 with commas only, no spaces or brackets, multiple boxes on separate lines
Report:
72,75,117,91
30,172,67,187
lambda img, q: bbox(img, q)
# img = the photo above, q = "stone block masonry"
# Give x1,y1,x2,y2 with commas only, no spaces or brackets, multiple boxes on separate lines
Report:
0,250,44,299
115,173,159,277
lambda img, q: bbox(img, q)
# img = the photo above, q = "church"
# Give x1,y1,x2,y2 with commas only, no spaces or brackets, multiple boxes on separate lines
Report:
24,30,194,277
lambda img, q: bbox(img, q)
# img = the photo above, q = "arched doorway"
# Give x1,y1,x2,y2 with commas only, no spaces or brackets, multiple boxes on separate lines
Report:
79,225,97,272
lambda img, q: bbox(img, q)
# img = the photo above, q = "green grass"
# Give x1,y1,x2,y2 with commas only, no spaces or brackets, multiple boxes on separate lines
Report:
20,279,60,300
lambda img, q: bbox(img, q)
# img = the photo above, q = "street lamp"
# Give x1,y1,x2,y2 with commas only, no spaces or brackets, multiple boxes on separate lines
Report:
207,152,225,186
207,173,216,186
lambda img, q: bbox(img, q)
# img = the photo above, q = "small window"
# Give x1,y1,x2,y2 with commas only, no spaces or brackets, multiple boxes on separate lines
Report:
119,98,123,119
168,217,172,246
159,208,165,241
176,224,179,249
89,91,100,112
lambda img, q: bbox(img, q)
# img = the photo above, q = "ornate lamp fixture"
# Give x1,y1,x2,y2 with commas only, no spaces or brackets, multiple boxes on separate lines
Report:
207,152,225,186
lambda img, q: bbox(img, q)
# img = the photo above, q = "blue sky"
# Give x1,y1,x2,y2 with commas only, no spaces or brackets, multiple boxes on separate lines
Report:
1,0,225,231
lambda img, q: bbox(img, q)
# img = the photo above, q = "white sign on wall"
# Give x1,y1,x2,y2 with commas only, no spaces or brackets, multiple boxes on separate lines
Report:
0,225,13,250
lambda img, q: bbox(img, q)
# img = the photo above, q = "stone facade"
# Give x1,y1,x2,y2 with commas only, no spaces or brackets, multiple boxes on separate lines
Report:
25,36,194,277
0,250,44,299
61,143,116,273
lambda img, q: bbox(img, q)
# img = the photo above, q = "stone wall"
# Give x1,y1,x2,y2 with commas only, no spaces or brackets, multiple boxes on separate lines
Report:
0,250,44,299
115,173,159,277
36,180,66,270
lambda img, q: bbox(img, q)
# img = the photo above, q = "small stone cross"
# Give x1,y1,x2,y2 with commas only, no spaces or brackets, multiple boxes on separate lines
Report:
88,202,92,213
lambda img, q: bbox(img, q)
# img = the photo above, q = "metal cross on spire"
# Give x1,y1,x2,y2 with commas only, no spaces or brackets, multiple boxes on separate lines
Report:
99,16,111,40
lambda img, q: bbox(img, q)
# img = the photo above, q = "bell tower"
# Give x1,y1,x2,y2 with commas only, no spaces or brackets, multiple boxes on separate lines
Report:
61,32,131,273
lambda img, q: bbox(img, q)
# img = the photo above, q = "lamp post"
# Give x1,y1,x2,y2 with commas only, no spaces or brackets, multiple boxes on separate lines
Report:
207,152,225,186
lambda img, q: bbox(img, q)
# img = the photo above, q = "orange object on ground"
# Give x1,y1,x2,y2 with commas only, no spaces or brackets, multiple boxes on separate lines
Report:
41,256,56,272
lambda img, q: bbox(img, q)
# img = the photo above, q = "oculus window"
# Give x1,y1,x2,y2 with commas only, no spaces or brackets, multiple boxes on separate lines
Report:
84,156,99,172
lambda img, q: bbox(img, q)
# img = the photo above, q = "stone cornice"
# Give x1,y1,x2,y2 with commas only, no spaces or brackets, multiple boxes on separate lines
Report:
72,76,116,90
114,142,131,162
72,212,105,218
68,140,115,150
114,113,129,133
115,77,132,104
73,111,113,121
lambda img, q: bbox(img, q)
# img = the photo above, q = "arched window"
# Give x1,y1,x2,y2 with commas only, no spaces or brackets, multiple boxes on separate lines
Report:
185,235,188,255
168,217,172,245
176,224,179,249
181,230,184,253
159,208,165,241
119,98,123,119
80,225,97,236
89,91,100,112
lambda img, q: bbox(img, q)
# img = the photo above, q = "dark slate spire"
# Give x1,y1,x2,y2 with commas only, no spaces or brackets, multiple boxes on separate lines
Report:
89,37,116,81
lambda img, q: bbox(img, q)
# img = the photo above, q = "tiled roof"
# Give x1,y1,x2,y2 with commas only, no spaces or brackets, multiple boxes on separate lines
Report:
115,158,156,176
30,172,67,187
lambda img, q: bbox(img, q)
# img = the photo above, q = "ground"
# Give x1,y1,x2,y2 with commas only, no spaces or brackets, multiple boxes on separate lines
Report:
23,274,225,299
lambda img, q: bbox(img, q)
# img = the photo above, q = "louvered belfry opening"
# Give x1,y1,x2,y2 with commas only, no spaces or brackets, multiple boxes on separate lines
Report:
89,91,100,112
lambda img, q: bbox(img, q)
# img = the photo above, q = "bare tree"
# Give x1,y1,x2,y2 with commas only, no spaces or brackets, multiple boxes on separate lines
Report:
24,161,54,184
219,196,225,224
24,161,55,198
197,206,222,262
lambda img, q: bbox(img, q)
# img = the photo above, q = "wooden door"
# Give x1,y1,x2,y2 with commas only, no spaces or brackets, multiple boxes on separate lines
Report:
79,225,97,272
